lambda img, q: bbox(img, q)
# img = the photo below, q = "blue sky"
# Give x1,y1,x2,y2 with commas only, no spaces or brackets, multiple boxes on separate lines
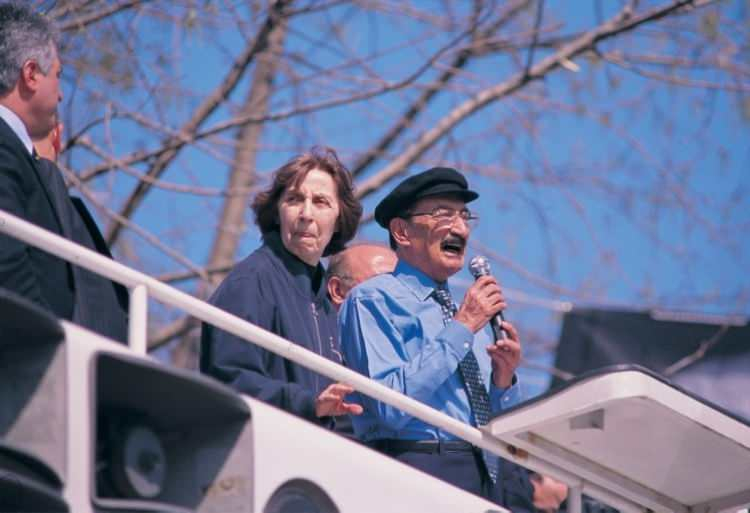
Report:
60,1,749,396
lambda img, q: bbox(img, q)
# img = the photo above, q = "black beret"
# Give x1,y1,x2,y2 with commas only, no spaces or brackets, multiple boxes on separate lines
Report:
374,167,479,228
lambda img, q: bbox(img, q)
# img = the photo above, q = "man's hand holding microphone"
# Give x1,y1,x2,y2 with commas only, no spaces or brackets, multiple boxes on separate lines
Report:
453,256,521,388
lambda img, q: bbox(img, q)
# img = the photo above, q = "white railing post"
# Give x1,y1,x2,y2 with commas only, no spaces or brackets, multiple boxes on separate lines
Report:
128,284,148,354
569,485,583,513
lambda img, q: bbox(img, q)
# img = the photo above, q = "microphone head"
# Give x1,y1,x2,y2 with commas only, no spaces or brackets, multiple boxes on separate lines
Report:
468,255,491,278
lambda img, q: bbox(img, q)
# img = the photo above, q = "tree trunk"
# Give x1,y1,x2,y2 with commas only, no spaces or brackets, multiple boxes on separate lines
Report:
169,5,290,368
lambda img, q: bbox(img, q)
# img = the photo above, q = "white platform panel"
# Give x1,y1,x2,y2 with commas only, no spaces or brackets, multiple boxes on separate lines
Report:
486,367,750,513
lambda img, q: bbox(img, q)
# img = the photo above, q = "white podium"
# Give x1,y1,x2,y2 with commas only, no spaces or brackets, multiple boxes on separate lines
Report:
486,366,750,513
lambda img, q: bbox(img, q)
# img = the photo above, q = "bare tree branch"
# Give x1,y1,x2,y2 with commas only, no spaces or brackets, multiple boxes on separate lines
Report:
353,0,716,200
55,0,150,32
74,136,259,197
57,164,209,279
349,0,534,177
48,0,747,377
662,325,731,376
158,0,296,363
521,359,576,381
469,239,576,296
78,8,484,186
203,2,290,288
149,316,197,351
522,0,545,78
157,262,234,285
104,0,295,246
603,51,750,92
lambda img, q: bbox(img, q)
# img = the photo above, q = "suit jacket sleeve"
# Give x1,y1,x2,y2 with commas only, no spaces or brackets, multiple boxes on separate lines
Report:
0,145,50,309
200,272,319,422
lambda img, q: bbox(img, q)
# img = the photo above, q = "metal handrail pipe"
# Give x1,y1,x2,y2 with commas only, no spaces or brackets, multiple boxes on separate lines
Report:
0,208,647,512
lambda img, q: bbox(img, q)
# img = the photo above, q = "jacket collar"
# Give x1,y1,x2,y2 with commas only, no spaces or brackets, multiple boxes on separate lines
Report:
264,231,328,305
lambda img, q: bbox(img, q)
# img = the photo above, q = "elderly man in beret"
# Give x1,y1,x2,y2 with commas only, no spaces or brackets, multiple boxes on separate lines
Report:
339,167,535,509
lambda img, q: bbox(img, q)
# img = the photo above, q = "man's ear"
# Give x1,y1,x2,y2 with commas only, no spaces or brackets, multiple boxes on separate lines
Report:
327,275,346,307
19,60,41,93
389,218,410,248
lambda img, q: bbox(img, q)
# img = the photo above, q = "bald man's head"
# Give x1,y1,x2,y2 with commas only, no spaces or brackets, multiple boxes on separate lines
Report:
327,243,397,308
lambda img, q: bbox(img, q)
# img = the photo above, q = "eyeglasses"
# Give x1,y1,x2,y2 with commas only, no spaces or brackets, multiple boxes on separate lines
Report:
407,206,479,227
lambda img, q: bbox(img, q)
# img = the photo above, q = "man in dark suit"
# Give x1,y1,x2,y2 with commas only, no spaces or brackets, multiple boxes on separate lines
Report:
0,3,127,343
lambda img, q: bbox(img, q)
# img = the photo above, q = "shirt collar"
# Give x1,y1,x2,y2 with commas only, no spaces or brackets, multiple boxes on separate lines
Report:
393,259,451,302
0,104,33,155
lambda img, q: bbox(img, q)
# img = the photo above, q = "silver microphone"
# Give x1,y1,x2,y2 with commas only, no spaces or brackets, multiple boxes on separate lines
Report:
468,256,507,340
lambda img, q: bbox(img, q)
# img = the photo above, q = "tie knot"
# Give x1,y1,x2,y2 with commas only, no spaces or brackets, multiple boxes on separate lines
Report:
433,285,456,314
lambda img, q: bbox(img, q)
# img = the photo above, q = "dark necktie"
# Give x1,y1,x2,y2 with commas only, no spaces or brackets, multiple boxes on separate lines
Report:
433,284,499,483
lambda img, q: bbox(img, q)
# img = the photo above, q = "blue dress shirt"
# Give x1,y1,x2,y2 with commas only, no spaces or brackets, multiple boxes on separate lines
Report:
339,259,522,441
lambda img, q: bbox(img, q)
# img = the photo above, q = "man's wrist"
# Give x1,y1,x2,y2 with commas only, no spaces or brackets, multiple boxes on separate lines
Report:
491,370,516,389
452,316,473,334
453,311,481,333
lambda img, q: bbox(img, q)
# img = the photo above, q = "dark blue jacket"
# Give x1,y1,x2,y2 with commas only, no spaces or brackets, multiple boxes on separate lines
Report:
200,231,341,424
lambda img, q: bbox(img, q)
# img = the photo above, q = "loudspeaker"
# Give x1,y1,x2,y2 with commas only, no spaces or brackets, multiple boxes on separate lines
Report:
0,291,68,512
91,350,253,512
0,443,68,512
1,290,254,513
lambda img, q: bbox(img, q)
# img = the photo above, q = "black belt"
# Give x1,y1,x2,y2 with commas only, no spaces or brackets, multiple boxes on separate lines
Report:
369,439,476,454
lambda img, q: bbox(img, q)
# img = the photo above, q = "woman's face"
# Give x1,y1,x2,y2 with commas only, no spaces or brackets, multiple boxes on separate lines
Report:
278,168,341,266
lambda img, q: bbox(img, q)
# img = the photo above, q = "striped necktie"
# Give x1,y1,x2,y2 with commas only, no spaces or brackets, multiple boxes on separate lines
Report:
433,284,498,483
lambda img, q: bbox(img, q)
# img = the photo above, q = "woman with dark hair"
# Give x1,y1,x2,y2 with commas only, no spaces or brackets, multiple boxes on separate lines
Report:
200,147,363,425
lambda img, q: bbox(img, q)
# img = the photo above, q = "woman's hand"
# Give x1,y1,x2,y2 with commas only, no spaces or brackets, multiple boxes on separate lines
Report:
315,383,364,417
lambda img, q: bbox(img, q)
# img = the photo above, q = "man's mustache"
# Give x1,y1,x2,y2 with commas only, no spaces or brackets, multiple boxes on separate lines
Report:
441,235,466,251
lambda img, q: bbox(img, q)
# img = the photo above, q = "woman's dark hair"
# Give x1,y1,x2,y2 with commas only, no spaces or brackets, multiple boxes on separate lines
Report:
251,147,362,257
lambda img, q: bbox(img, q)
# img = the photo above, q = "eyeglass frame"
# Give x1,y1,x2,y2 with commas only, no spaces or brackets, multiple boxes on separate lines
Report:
404,206,479,226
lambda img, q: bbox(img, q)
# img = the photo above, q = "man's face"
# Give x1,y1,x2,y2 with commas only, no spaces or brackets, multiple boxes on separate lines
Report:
401,195,471,282
28,48,62,139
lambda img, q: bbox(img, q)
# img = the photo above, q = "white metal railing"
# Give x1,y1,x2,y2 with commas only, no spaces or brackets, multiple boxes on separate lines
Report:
0,208,646,513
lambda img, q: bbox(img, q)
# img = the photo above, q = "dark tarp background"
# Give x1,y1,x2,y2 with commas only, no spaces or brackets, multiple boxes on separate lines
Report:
552,308,750,421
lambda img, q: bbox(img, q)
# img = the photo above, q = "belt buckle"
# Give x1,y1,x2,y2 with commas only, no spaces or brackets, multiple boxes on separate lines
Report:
440,440,460,453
